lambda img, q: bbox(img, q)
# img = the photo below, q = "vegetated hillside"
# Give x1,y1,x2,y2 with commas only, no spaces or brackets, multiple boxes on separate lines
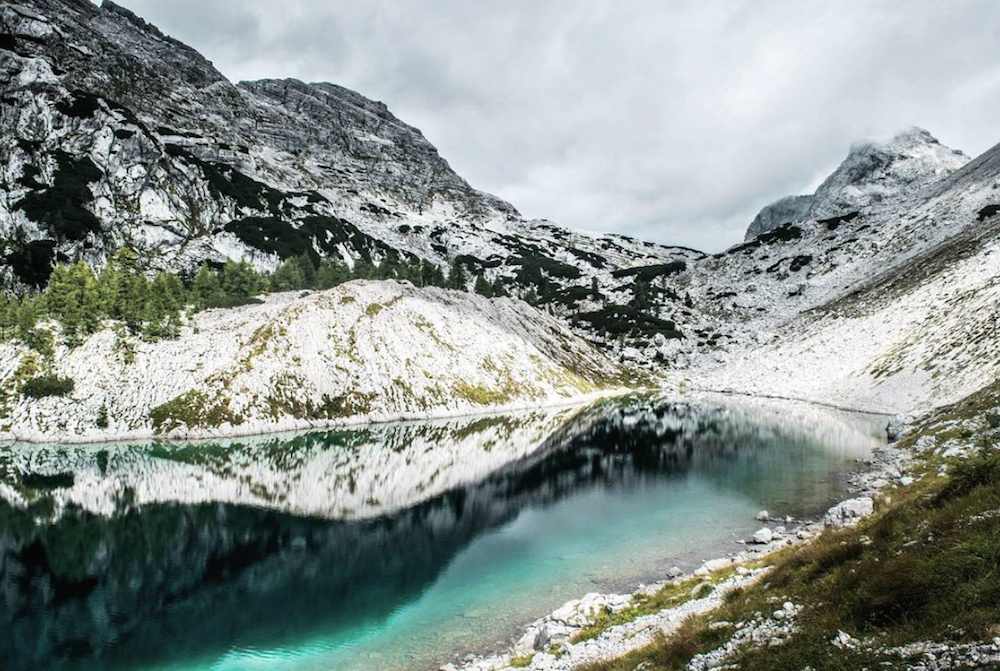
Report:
702,140,1000,413
0,280,635,442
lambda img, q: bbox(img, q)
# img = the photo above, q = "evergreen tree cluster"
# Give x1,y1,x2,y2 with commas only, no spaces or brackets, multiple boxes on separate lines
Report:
0,249,476,351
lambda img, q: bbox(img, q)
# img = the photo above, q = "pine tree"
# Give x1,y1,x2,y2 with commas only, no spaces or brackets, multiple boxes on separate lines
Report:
315,257,350,289
271,257,308,292
591,277,601,301
352,258,376,280
447,260,467,291
44,264,81,343
221,260,264,299
143,272,184,339
0,294,15,340
491,277,507,298
44,262,100,345
295,254,318,289
72,262,102,335
120,273,148,334
632,280,649,313
377,255,400,280
423,261,446,288
192,264,225,309
474,274,492,297
98,247,146,330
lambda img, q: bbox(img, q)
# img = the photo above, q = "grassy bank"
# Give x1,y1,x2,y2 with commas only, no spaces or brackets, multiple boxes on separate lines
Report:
582,382,1000,671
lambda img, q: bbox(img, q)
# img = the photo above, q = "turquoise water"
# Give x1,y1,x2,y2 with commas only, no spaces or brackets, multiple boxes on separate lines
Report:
0,395,882,671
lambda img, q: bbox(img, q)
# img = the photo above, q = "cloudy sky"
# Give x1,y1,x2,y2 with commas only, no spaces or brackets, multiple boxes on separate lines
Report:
107,0,1000,251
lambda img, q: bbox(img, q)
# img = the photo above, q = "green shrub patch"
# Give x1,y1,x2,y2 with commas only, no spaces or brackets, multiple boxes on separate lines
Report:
818,211,860,231
611,261,686,282
21,374,75,398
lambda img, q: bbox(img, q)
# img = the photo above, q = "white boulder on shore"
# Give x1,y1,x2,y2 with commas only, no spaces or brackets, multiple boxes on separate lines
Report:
824,496,875,528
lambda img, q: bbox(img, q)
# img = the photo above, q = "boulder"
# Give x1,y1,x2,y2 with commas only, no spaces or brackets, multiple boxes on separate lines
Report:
824,497,874,528
752,527,773,544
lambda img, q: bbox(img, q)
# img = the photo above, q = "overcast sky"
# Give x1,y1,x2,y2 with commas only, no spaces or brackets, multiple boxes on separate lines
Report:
106,0,1000,251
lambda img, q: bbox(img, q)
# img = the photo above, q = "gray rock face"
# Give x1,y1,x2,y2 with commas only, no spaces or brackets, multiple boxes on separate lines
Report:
745,128,970,240
4,0,515,223
745,195,814,241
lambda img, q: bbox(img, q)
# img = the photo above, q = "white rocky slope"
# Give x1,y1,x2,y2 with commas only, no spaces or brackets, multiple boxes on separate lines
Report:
695,139,1000,413
0,280,634,442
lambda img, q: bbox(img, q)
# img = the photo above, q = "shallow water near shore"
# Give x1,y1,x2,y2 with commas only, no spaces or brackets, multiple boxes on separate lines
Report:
0,394,883,671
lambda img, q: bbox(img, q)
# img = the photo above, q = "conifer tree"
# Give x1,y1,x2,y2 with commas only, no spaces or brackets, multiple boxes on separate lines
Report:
0,295,15,340
352,258,376,280
377,255,400,280
315,257,350,289
271,257,308,291
120,273,148,334
221,260,264,299
44,262,100,345
632,280,650,313
473,274,492,297
491,277,507,298
447,260,467,291
143,272,184,339
192,264,225,309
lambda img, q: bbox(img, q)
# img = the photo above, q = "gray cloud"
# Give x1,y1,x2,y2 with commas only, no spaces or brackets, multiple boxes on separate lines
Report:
104,0,1000,251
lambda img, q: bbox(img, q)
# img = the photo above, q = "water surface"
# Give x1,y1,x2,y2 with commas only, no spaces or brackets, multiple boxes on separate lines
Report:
0,394,883,671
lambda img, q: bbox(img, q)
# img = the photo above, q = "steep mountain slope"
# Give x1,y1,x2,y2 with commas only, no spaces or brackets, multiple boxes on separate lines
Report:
0,0,696,308
745,128,969,240
0,280,633,442
638,129,995,372
702,140,1000,412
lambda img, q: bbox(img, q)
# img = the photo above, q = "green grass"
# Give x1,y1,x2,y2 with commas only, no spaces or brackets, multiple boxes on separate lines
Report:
571,567,739,644
579,382,1000,671
149,390,242,432
510,653,535,668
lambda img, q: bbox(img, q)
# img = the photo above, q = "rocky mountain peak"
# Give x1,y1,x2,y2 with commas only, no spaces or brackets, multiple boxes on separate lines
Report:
745,127,969,240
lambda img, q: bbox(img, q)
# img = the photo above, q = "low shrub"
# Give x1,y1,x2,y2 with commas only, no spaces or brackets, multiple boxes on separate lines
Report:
21,374,74,398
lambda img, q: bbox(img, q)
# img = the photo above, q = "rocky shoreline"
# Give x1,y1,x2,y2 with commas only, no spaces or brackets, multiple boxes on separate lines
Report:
445,422,913,671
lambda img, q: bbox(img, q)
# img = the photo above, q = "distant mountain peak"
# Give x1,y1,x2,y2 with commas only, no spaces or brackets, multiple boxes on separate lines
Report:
746,127,969,241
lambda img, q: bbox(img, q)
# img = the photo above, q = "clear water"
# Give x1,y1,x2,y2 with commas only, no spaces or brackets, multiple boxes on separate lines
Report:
0,394,883,671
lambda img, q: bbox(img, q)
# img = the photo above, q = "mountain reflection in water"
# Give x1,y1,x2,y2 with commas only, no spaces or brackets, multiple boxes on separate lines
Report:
0,394,883,671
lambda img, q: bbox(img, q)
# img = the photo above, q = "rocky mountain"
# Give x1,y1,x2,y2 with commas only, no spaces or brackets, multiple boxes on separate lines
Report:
0,0,696,310
704,138,1000,413
3,0,1000,433
745,127,969,241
